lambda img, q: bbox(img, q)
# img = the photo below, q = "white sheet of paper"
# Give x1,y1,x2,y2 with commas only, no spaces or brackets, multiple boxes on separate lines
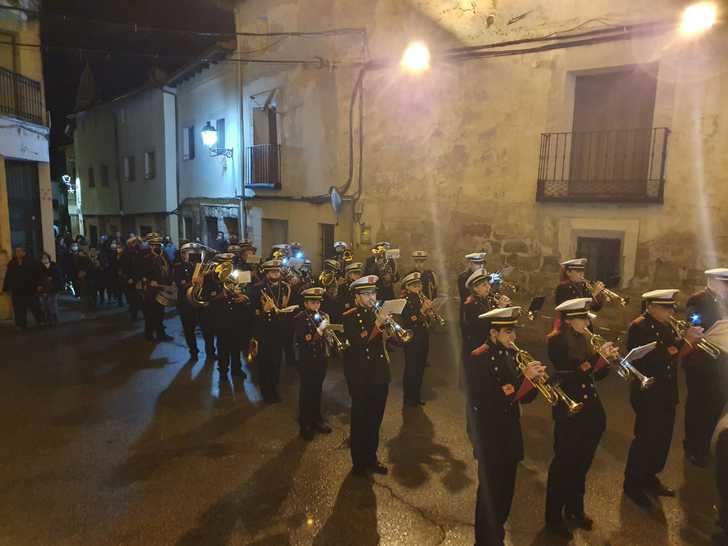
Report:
385,249,400,260
246,255,262,264
623,341,657,364
704,319,728,353
231,270,251,284
329,324,344,333
287,258,304,269
380,298,406,315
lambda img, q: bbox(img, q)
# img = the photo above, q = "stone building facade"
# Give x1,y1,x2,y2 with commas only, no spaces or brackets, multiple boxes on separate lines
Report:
233,0,728,319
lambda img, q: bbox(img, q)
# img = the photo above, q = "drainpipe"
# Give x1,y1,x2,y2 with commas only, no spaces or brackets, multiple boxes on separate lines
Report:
236,19,247,241
162,87,180,237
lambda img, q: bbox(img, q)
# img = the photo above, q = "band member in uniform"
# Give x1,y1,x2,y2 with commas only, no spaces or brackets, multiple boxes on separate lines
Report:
462,268,510,356
554,258,605,309
458,252,487,332
365,242,399,301
410,250,438,300
544,298,619,539
119,236,144,321
465,306,546,546
336,261,364,317
294,287,334,441
252,259,293,403
623,289,701,506
400,272,431,407
211,269,255,378
175,242,203,357
142,234,173,342
334,241,352,272
683,268,728,467
343,275,390,476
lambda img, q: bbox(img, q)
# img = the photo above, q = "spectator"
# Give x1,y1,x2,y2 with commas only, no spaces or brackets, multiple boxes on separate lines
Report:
211,231,227,252
2,247,42,330
37,252,63,324
163,235,177,263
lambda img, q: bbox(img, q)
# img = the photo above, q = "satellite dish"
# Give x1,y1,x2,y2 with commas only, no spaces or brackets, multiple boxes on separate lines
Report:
330,187,342,217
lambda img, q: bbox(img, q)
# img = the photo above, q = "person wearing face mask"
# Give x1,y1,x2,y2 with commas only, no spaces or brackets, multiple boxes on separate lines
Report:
465,306,546,546
622,289,702,507
37,252,63,324
2,247,42,330
458,253,487,333
119,237,144,321
462,268,511,357
141,234,173,342
251,259,293,403
683,268,728,467
544,298,619,539
342,275,390,476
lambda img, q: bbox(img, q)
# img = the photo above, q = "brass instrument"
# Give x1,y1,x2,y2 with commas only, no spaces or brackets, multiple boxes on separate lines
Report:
342,249,353,263
583,329,655,389
314,312,351,352
374,301,414,343
418,293,446,327
584,280,629,307
668,316,721,360
155,284,178,307
188,259,234,307
318,269,336,287
510,342,584,414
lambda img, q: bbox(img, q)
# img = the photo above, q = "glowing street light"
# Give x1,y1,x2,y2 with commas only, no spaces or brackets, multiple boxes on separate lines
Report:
400,41,431,75
201,121,218,147
680,2,717,37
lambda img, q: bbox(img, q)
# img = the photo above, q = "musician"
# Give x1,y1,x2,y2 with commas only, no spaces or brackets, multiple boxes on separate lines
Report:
174,242,203,357
141,234,173,342
334,240,351,272
210,270,254,378
118,236,145,321
342,275,390,476
462,268,510,356
465,306,545,546
545,298,618,539
319,258,343,320
252,259,293,403
683,268,728,467
623,289,701,506
400,272,431,407
365,242,399,301
554,258,605,309
410,250,438,300
335,262,363,317
457,252,487,332
294,287,333,441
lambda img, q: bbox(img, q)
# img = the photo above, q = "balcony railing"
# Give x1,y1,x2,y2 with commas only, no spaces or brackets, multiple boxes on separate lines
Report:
247,144,281,188
0,68,44,125
536,127,670,203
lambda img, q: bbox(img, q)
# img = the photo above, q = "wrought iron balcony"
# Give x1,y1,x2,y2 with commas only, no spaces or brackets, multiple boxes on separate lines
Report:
247,144,281,188
0,68,44,125
536,127,670,203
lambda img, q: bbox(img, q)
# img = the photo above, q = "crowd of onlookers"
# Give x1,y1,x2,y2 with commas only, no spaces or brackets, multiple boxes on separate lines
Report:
2,230,184,330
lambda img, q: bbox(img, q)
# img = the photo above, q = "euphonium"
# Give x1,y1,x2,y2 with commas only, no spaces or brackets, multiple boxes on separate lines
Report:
584,280,629,307
583,329,655,389
668,316,721,359
374,301,414,343
318,269,336,287
314,312,350,352
510,342,584,414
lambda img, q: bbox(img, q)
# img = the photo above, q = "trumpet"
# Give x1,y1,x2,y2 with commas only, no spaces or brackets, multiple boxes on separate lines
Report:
313,312,351,352
418,293,446,327
374,301,414,343
668,316,721,360
584,280,629,307
260,289,280,314
510,343,584,415
583,329,655,390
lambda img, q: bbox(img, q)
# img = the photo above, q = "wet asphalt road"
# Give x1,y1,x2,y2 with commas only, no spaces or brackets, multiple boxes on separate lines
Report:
0,308,720,546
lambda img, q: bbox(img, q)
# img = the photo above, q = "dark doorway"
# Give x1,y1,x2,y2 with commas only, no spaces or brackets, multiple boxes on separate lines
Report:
320,223,335,263
205,216,218,245
88,224,98,248
6,160,41,258
576,237,621,288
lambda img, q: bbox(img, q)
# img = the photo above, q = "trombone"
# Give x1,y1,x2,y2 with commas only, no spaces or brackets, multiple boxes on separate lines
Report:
668,316,721,360
584,280,629,307
374,301,414,343
510,342,584,415
583,329,655,390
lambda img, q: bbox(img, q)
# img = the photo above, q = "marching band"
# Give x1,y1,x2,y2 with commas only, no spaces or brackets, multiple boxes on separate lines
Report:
124,231,728,545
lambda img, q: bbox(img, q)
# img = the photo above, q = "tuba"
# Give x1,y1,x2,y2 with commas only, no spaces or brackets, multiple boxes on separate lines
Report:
374,301,414,343
511,342,584,414
318,269,336,287
187,260,234,307
668,316,721,359
583,329,655,389
584,280,629,307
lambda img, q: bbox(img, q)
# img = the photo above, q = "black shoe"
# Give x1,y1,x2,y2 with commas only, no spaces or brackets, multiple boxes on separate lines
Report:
565,511,594,530
546,522,573,540
314,421,332,434
144,335,155,342
624,486,652,508
189,349,199,359
218,366,229,375
157,334,173,342
352,465,369,477
231,368,247,379
369,462,388,475
300,427,315,442
403,400,419,408
645,478,676,497
417,400,426,406
687,452,711,468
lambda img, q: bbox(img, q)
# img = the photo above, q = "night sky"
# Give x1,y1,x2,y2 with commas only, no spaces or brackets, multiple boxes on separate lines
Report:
40,0,234,175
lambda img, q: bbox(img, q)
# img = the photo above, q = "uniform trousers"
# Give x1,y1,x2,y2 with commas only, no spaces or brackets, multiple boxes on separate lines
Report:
299,358,327,428
684,360,728,458
143,297,166,339
179,307,199,353
217,328,242,372
545,403,606,523
475,459,517,546
625,390,676,487
716,429,728,535
350,382,388,469
403,328,429,404
258,337,283,402
198,309,217,355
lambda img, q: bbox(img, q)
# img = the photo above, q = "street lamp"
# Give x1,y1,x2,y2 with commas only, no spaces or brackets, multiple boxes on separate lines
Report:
680,2,717,37
201,121,233,158
400,41,431,75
